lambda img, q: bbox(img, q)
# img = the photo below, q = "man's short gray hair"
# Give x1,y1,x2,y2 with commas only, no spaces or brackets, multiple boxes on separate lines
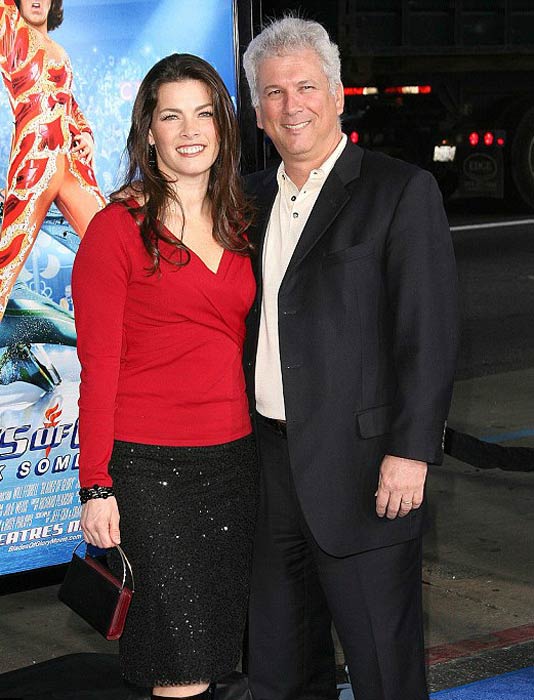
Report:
243,16,342,108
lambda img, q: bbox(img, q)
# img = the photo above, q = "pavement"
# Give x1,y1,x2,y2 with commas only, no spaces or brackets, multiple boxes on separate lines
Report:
425,367,534,648
421,367,534,691
1,367,533,693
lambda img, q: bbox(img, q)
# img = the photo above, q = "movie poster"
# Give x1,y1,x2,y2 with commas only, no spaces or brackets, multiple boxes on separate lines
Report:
0,0,238,576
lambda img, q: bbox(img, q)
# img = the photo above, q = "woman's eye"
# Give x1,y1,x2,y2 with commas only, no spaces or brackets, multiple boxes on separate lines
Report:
161,114,178,121
199,111,214,118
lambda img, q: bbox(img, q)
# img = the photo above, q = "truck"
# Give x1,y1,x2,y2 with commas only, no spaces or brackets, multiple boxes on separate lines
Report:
337,0,534,208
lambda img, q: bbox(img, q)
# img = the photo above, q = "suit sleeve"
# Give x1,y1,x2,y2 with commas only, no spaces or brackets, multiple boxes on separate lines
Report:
384,169,459,465
71,206,131,487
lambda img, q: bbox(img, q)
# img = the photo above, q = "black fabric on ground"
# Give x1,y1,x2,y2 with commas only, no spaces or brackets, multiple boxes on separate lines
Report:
445,428,534,472
0,655,250,700
0,654,146,699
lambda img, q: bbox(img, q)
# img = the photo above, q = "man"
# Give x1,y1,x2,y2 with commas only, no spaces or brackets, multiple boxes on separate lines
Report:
242,16,459,700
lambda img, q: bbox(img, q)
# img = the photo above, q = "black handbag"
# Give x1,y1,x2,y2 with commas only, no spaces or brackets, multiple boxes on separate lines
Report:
58,541,134,640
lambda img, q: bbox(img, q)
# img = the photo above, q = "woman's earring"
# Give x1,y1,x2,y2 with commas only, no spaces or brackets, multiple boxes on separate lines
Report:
148,143,157,169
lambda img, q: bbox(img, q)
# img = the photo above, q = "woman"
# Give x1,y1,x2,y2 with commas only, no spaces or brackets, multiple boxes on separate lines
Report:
72,54,257,699
0,0,106,319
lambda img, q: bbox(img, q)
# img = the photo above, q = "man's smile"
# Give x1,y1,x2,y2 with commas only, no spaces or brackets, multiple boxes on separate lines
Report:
282,121,311,130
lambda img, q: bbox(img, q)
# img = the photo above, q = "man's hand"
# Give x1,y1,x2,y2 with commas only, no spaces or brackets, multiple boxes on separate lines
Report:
375,455,427,519
81,497,121,549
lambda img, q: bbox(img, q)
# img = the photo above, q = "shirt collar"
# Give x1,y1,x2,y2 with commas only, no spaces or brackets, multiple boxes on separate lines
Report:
276,133,348,189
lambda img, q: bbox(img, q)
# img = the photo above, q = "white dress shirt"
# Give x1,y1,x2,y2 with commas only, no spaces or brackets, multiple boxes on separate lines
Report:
255,134,348,419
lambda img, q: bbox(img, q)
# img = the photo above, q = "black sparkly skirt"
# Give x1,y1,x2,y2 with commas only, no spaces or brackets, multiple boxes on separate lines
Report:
108,434,259,687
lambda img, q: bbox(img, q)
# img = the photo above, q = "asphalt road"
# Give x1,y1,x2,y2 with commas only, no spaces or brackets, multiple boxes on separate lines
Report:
447,204,534,380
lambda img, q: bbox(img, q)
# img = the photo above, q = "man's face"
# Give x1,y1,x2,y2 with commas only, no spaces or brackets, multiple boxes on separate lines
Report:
254,48,344,169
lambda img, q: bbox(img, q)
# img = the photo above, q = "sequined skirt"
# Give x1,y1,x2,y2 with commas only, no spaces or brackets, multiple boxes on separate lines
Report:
108,434,258,687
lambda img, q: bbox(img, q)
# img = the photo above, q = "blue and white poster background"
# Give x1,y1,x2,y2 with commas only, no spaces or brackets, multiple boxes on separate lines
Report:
0,0,238,576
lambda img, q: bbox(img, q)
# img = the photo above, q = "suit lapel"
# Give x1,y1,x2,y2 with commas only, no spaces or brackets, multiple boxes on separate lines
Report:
248,143,365,292
283,143,364,282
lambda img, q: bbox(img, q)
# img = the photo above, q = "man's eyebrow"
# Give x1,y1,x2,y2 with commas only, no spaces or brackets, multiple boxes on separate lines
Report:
262,79,317,92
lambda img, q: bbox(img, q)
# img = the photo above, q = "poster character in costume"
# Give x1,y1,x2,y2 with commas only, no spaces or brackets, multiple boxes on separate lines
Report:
73,54,258,699
0,0,106,319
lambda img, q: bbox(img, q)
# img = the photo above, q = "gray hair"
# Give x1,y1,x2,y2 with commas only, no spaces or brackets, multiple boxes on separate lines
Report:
243,16,342,108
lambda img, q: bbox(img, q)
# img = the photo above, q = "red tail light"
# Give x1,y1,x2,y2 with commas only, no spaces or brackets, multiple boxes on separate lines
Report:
469,132,479,146
344,86,378,96
350,131,360,144
384,85,432,95
484,131,494,146
497,137,505,146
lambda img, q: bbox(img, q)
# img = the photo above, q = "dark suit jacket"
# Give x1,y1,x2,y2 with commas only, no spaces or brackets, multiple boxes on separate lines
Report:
244,142,459,557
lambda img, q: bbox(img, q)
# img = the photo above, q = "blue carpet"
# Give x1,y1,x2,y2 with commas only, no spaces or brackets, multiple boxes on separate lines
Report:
337,667,534,699
430,666,534,699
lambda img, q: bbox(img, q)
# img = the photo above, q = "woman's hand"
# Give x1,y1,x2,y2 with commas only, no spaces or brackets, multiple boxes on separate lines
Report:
81,497,121,549
71,131,95,165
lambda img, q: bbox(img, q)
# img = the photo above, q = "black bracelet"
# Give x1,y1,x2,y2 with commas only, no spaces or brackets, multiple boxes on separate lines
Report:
79,484,115,504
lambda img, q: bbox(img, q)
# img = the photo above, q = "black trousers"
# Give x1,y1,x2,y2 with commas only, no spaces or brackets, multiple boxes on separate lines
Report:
248,415,429,700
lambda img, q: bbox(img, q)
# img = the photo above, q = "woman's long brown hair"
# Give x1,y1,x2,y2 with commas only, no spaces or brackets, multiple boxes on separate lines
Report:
112,53,253,273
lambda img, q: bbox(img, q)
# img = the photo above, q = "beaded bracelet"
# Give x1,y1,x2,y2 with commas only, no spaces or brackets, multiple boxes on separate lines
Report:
79,484,115,504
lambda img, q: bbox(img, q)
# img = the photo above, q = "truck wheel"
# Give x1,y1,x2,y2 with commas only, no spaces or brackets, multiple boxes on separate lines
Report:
511,106,534,210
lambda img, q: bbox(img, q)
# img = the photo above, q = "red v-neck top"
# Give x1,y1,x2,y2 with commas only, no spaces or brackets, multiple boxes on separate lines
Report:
72,202,255,487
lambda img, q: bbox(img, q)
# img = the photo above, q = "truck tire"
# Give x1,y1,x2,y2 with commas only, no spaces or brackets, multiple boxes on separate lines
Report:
511,106,534,210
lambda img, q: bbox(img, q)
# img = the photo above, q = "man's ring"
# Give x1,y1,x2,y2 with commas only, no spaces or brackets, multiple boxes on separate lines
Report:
402,500,412,505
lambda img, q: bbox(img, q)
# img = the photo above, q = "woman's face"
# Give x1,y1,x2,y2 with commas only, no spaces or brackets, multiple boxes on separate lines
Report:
148,79,220,185
19,0,51,29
